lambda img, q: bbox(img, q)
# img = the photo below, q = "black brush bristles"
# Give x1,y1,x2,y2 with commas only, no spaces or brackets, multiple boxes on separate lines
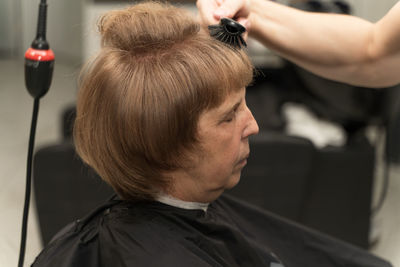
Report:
208,18,247,48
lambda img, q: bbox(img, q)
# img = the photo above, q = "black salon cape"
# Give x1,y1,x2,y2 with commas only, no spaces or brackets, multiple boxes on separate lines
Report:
32,194,391,267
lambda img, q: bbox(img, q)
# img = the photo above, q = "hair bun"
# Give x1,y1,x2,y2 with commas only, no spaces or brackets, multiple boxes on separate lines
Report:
98,2,199,52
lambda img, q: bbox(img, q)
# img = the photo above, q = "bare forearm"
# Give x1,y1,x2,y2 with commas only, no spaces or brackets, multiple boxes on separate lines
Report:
249,0,399,87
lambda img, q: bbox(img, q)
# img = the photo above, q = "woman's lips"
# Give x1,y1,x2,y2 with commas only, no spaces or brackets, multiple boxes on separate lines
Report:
239,158,247,167
237,154,249,168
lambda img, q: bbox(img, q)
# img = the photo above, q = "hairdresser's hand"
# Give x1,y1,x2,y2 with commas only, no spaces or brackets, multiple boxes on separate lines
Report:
197,0,251,31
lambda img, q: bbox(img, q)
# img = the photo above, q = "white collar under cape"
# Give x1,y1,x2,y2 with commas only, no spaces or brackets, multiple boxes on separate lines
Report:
156,194,209,212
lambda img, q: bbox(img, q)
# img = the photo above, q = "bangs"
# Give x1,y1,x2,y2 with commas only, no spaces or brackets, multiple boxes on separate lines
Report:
150,34,254,115
181,36,254,110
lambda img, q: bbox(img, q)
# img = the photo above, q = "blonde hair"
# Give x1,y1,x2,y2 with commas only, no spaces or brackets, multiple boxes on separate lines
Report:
74,1,253,201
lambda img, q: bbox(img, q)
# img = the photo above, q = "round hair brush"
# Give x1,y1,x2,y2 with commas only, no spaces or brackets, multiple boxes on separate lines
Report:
208,18,247,48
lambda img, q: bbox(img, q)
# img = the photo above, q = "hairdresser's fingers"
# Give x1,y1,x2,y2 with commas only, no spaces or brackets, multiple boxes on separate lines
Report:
237,17,250,31
197,0,220,26
214,0,250,20
237,18,250,41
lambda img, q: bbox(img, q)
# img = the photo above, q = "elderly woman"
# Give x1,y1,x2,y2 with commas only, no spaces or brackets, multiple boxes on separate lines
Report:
32,2,391,267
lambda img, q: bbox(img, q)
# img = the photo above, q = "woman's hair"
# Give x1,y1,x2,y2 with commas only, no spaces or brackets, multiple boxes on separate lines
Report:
74,1,253,201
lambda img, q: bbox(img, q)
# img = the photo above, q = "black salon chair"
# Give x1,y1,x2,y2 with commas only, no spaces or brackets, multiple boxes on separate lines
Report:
228,131,374,249
33,141,114,245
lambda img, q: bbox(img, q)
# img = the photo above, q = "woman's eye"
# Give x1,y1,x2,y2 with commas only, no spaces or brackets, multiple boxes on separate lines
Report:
221,102,242,124
223,112,236,123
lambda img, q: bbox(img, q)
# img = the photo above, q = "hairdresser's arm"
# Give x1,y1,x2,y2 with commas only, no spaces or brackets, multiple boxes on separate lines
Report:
197,0,400,88
248,0,400,88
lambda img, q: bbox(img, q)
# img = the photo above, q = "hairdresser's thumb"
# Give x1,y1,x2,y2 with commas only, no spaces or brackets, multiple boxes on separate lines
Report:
237,18,250,31
237,18,249,41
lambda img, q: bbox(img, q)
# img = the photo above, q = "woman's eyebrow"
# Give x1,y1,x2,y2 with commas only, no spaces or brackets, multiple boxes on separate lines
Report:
221,99,243,118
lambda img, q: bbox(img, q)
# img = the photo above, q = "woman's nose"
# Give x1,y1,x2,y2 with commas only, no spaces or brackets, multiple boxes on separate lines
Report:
242,106,259,138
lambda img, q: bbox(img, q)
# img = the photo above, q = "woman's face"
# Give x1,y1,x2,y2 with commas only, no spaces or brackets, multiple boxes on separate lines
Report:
170,87,259,203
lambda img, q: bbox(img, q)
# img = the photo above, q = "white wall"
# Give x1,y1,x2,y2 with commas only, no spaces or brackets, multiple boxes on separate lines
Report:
347,0,398,22
0,0,21,56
